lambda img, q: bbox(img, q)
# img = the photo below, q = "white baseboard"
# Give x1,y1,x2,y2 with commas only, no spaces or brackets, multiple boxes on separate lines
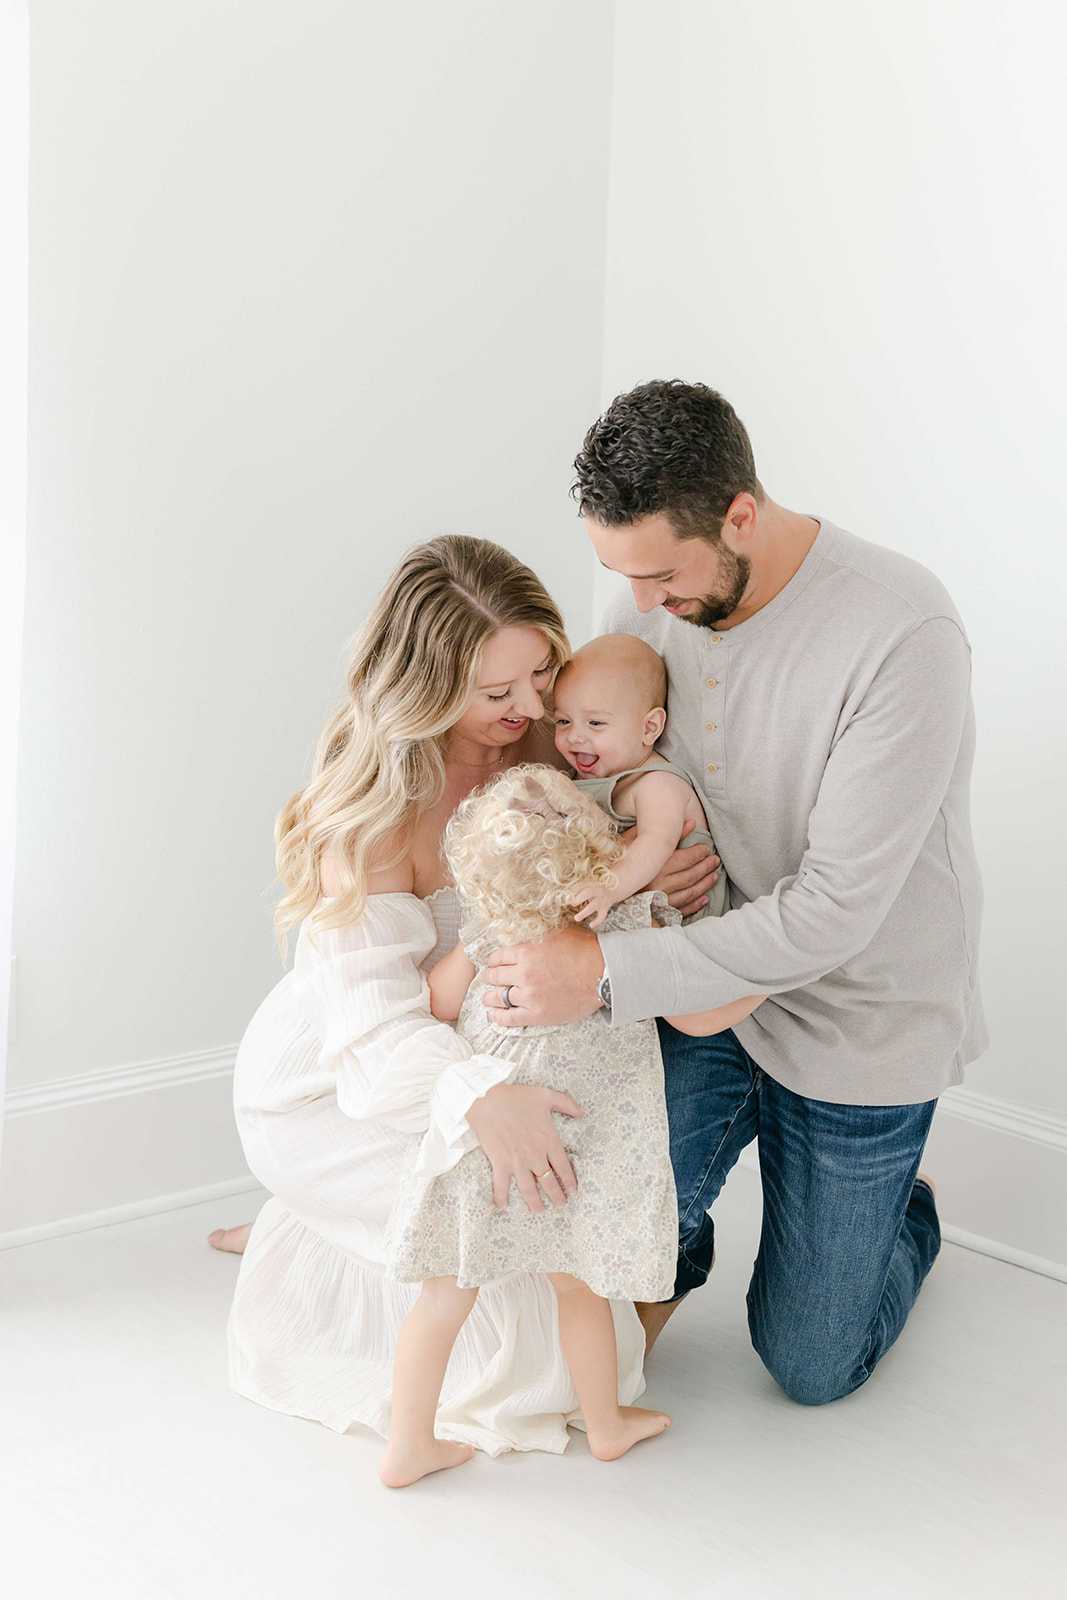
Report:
0,1174,266,1253
922,1088,1067,1277
0,1046,252,1240
937,1084,1067,1153
937,1224,1067,1285
3,1052,1066,1280
4,1044,239,1117
736,1085,1067,1281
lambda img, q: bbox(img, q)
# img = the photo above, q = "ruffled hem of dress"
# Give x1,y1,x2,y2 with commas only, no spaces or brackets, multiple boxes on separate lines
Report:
227,1198,646,1458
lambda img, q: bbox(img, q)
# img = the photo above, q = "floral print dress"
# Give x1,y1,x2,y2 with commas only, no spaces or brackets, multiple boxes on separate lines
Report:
388,892,679,1303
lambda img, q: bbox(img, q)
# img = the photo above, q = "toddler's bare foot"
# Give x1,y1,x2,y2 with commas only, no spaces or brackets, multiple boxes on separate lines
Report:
916,1171,936,1198
207,1223,253,1254
379,1438,475,1489
586,1406,672,1461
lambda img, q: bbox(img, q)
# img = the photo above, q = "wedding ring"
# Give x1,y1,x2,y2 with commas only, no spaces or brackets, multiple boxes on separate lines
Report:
539,1170,554,1183
500,985,515,1009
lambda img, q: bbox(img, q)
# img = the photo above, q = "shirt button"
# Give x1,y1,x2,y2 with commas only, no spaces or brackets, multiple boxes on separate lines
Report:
705,722,716,732
705,678,717,689
710,635,722,644
706,763,717,773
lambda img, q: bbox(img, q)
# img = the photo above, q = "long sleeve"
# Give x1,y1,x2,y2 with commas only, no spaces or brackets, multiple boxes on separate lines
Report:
291,894,513,1174
600,617,974,1024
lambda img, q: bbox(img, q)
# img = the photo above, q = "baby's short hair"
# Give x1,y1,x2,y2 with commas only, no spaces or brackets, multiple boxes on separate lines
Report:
444,765,622,945
557,634,667,713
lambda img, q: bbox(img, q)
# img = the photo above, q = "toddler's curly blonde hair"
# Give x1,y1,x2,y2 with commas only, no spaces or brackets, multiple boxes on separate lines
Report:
443,765,623,945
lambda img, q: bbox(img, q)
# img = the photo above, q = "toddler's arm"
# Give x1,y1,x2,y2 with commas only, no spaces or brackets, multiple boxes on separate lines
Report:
428,942,477,1022
664,993,765,1036
570,770,690,929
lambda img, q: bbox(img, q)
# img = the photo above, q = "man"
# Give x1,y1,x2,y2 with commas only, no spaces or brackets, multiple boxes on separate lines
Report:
483,378,986,1404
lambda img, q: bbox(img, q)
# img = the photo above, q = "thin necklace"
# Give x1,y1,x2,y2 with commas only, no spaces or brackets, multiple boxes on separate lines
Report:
449,747,506,771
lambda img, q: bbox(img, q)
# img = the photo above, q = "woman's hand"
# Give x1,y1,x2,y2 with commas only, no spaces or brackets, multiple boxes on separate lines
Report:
465,1082,585,1214
645,820,720,916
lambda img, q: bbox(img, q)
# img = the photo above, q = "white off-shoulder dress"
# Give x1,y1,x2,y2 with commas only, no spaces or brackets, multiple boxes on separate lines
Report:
228,889,647,1457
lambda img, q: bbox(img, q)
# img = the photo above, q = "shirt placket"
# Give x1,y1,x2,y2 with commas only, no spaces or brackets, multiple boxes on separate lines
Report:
701,631,727,797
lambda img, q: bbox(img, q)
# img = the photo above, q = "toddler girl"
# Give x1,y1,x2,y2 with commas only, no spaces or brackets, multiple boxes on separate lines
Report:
379,765,681,1488
553,633,729,929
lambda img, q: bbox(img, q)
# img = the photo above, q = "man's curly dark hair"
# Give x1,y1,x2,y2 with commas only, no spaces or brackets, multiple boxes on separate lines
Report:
571,379,763,542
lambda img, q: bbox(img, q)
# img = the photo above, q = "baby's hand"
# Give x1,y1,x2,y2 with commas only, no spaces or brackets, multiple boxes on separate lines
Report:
568,881,614,930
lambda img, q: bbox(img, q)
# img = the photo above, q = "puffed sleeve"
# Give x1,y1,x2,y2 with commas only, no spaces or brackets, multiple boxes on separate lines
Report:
291,894,513,1175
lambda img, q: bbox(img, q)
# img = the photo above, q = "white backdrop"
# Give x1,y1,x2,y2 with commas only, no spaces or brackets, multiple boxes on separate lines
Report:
3,1,1064,1267
0,0,28,1167
0,0,613,1235
596,0,1067,1270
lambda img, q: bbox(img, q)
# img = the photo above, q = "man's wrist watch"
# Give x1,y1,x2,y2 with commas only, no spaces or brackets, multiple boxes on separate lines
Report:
596,970,612,1014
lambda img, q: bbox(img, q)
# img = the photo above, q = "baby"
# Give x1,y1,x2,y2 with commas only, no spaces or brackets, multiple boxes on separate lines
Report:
553,634,729,930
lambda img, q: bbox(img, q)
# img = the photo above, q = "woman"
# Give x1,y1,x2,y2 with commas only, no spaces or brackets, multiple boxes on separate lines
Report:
225,536,650,1455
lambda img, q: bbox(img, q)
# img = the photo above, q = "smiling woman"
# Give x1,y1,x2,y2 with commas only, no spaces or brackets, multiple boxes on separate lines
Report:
448,628,556,752
223,536,656,1459
272,538,570,938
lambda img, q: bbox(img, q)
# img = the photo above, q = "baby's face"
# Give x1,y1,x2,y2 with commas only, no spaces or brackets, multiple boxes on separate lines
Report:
553,666,655,779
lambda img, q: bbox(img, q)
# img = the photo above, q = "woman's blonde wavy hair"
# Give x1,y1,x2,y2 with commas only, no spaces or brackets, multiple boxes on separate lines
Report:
444,765,624,946
275,538,570,948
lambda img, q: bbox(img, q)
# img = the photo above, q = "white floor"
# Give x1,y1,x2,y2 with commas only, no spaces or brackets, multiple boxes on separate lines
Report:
2,1167,1065,1600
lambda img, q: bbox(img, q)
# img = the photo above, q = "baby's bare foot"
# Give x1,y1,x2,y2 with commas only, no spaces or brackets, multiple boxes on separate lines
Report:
379,1438,475,1489
586,1406,672,1461
207,1223,253,1255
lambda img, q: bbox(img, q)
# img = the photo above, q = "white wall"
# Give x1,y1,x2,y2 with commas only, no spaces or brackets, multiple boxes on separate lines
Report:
0,0,29,1150
1,0,613,1234
7,0,1063,1269
599,0,1067,1269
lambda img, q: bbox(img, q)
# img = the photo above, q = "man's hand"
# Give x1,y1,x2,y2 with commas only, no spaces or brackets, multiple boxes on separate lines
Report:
481,922,604,1028
645,819,720,917
465,1082,585,1213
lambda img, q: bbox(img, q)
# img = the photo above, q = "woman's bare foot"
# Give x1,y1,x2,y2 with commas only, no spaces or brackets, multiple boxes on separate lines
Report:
378,1438,475,1488
207,1223,253,1254
916,1171,936,1197
586,1406,672,1461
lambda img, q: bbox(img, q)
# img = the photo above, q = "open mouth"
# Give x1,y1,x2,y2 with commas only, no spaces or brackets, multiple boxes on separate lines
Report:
499,716,529,731
571,752,599,774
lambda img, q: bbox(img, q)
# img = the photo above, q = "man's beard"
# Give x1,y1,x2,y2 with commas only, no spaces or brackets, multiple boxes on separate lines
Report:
666,545,752,629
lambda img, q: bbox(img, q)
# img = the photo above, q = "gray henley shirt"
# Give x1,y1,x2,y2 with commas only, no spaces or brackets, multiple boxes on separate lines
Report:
597,518,987,1106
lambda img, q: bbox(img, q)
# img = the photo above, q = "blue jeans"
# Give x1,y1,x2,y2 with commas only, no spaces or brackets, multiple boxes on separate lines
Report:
658,1021,940,1406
